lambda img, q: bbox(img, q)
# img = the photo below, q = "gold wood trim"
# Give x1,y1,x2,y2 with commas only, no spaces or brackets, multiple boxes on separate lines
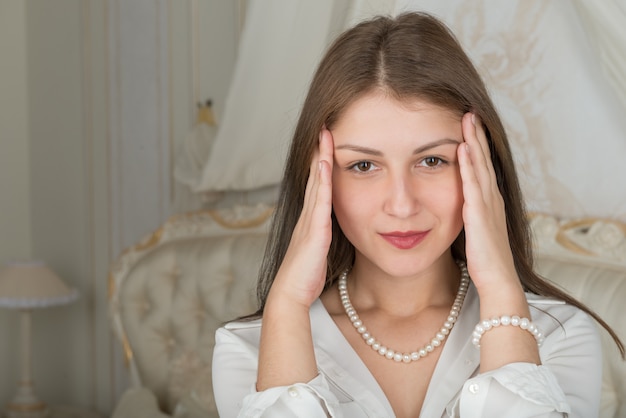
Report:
555,217,626,257
133,227,165,252
108,273,116,301
208,206,274,229
555,231,595,256
120,332,134,367
7,402,47,412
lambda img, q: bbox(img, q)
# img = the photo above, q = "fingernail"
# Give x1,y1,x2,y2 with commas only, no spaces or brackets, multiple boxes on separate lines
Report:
465,143,470,153
471,114,476,126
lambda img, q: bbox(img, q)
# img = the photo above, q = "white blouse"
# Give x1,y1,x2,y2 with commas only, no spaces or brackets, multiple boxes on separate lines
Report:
212,284,602,417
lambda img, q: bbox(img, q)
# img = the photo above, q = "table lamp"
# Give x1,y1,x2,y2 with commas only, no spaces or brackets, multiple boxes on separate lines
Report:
0,261,79,418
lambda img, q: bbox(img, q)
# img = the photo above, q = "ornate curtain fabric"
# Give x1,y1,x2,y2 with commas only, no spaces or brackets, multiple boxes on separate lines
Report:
186,0,626,222
396,0,626,222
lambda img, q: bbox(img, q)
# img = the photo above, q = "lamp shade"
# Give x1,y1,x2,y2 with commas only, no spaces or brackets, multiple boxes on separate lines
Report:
0,261,78,309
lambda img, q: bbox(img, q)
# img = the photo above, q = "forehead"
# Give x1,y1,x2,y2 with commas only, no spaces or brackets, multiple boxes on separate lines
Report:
331,91,462,145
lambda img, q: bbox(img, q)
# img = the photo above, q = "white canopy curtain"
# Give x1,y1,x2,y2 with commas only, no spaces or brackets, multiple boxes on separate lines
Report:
572,0,626,112
393,0,626,222
182,0,626,221
187,0,338,193
177,0,396,195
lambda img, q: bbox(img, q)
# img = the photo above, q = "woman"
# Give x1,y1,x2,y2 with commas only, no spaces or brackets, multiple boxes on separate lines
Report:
212,12,623,417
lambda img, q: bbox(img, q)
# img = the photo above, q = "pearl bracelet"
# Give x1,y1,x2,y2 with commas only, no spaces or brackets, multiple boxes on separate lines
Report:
472,315,544,348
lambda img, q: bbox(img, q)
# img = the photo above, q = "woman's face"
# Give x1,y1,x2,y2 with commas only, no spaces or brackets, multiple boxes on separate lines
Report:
331,92,464,278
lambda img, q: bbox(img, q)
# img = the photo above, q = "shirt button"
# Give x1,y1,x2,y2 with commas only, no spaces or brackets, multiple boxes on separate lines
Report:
468,383,480,394
288,387,300,398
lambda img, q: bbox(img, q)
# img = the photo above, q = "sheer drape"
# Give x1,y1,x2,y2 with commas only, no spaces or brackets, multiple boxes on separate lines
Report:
394,0,626,221
572,0,626,113
190,0,338,192
181,0,395,194
180,0,626,221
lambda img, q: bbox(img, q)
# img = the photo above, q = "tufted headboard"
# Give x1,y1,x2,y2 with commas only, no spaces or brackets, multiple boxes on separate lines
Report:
530,214,626,417
109,205,274,417
109,207,626,418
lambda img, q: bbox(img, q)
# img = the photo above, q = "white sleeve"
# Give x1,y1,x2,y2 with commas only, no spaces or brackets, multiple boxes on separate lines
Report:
213,327,342,418
458,308,602,418
459,363,569,417
238,376,341,418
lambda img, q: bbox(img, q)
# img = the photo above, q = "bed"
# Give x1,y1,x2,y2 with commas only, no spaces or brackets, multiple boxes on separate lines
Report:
108,1,626,416
108,204,626,418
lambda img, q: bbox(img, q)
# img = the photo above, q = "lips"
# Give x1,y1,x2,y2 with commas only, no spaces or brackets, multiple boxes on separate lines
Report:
379,230,430,250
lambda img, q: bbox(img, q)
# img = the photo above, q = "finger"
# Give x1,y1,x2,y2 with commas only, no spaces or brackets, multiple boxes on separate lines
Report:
472,114,498,184
459,123,507,226
310,129,334,228
319,127,334,167
462,113,494,198
472,114,491,160
457,138,484,210
301,144,321,223
314,160,333,221
309,128,333,208
300,129,332,229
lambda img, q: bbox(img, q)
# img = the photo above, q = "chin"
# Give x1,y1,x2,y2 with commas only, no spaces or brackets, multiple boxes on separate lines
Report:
366,253,446,279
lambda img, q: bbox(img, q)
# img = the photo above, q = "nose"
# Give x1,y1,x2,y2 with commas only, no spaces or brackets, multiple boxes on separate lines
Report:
383,171,420,218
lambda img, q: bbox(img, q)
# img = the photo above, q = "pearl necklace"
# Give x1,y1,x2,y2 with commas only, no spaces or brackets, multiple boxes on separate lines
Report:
338,261,470,363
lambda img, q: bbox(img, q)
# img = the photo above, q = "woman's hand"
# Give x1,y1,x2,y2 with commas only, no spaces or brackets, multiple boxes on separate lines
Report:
258,128,334,390
458,113,539,372
457,113,521,297
267,127,335,310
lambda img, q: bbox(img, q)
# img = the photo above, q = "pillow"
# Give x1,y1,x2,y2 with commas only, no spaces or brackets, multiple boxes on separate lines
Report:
173,394,216,418
169,351,217,417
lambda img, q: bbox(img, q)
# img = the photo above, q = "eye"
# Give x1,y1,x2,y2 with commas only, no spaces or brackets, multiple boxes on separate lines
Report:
349,161,376,173
420,156,446,168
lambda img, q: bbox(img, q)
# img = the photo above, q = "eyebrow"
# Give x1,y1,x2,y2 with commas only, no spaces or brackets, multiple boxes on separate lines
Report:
335,138,461,156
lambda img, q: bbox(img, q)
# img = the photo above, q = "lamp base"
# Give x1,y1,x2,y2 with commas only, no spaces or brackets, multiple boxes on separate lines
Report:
4,382,48,418
4,402,48,418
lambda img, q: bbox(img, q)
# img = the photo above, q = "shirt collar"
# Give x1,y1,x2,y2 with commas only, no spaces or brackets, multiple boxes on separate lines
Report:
309,283,481,417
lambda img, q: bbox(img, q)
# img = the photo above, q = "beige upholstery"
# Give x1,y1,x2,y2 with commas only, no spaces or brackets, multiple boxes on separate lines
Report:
109,208,626,417
109,205,273,418
531,214,626,418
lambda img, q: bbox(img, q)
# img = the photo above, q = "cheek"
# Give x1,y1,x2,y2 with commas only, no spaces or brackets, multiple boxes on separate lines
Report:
448,171,465,226
331,175,374,235
428,170,464,222
332,177,359,219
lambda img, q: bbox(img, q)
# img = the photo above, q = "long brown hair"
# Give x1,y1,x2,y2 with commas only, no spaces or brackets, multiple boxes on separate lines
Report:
251,12,624,356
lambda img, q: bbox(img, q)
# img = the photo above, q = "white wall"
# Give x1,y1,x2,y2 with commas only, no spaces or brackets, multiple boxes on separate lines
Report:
23,0,99,410
0,0,32,403
22,0,173,412
0,0,242,415
0,2,32,265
